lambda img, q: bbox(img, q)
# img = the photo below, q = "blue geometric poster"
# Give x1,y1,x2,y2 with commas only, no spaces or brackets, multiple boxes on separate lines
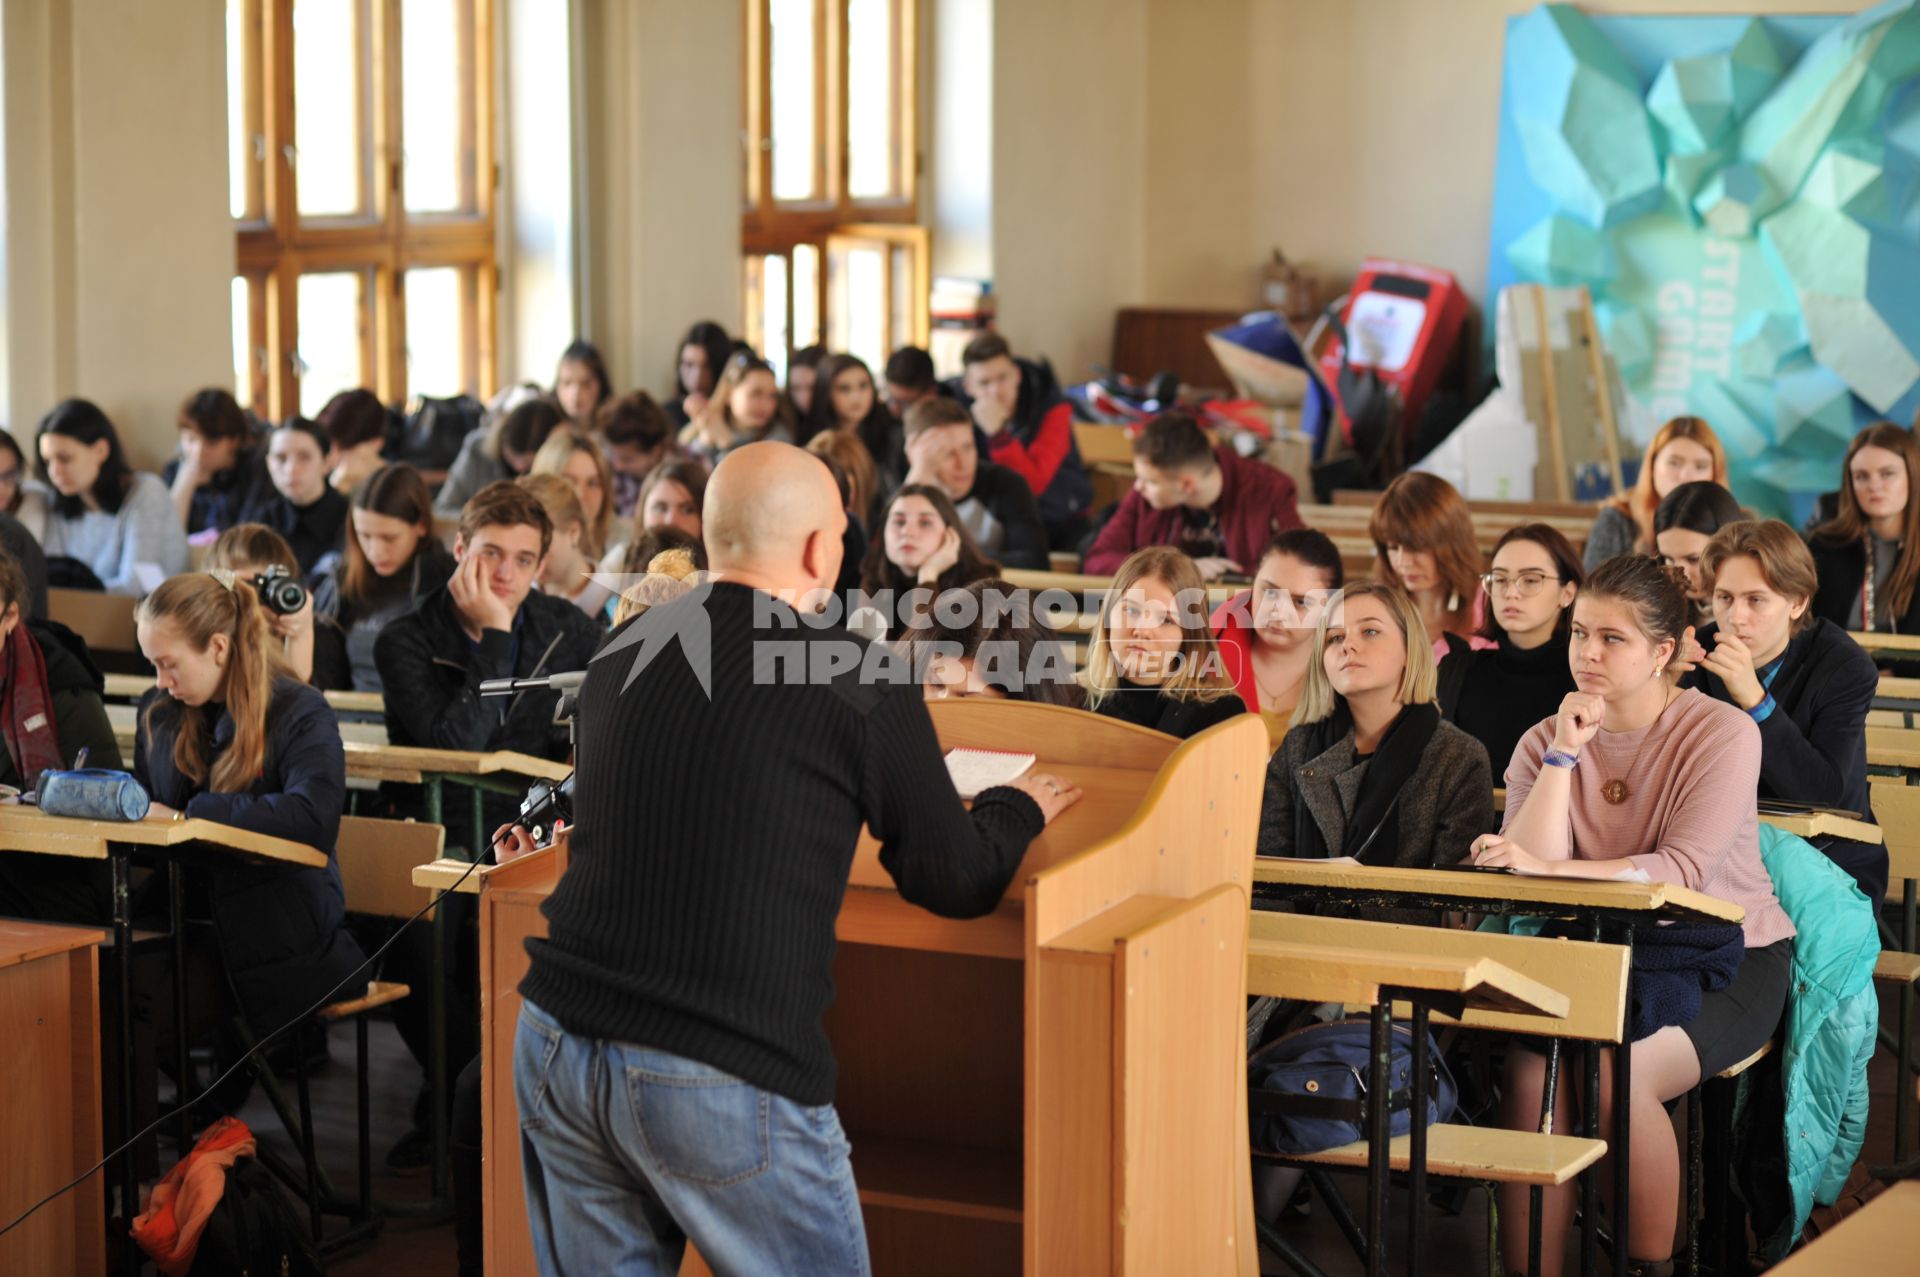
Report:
1487,2,1920,520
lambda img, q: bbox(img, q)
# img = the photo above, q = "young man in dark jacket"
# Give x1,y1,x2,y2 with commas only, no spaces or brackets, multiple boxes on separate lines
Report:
951,334,1092,549
376,480,602,787
896,397,1049,570
1084,410,1303,578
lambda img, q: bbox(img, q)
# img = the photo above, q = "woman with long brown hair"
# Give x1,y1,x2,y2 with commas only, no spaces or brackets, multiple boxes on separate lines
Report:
531,426,615,562
802,353,904,480
1452,524,1581,776
313,463,456,691
679,352,793,462
1085,546,1245,738
1808,420,1920,633
134,572,366,1037
1586,415,1728,570
1368,471,1486,648
859,483,999,639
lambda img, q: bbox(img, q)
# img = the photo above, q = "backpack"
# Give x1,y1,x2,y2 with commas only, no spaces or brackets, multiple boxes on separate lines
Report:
398,394,484,471
186,1156,324,1277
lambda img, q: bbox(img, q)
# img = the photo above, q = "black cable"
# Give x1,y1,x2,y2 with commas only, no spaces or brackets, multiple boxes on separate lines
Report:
0,852,486,1241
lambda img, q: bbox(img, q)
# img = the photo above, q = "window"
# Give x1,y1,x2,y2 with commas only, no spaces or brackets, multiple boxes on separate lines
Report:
229,0,497,422
742,0,928,375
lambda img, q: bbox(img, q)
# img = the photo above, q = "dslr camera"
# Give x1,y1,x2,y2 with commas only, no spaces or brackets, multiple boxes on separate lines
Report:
252,564,308,616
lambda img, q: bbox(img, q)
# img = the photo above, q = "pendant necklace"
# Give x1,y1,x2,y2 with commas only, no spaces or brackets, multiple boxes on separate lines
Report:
1599,683,1679,806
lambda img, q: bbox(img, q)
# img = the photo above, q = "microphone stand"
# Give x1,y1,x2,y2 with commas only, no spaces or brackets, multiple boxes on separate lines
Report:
479,671,585,846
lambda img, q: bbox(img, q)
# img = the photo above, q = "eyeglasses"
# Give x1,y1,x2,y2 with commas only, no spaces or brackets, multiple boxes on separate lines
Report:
1480,571,1563,598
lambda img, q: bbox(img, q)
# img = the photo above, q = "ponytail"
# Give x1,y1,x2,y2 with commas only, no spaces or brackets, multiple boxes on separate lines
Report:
137,572,289,792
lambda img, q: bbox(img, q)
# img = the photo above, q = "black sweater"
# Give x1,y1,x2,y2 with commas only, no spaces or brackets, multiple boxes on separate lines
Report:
1808,532,1920,633
1092,679,1247,739
1450,638,1575,780
1686,617,1887,901
520,582,1046,1105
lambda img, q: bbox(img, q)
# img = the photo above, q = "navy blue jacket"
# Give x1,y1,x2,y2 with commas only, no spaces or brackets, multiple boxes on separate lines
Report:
135,677,366,1033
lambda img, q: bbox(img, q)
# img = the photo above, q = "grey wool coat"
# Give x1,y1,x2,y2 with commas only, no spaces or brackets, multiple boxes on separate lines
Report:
1256,715,1495,867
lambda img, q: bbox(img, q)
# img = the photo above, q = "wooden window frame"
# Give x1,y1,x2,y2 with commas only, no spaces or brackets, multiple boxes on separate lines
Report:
742,0,924,374
231,0,497,420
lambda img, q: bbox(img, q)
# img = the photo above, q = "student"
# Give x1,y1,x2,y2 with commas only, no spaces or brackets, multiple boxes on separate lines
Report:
665,320,735,427
1212,529,1344,721
530,427,614,563
804,353,903,469
1808,420,1920,632
553,339,612,430
33,398,190,595
859,484,1000,639
912,577,1084,707
375,481,601,772
165,388,267,535
1690,519,1886,901
1476,554,1795,1275
519,474,608,619
679,352,793,462
635,459,706,542
1368,471,1487,648
884,345,939,419
1084,411,1303,579
900,398,1048,570
314,463,456,692
954,333,1092,548
133,572,369,1036
209,523,351,691
1653,479,1746,626
595,390,677,519
0,430,39,530
806,428,879,535
809,445,872,607
1585,415,1727,571
316,388,392,497
436,398,565,519
1084,546,1246,738
1257,580,1492,862
236,417,351,579
786,344,826,418
1452,524,1581,779
0,547,121,923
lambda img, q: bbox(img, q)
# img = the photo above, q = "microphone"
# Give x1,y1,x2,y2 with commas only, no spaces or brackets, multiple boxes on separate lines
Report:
479,671,588,698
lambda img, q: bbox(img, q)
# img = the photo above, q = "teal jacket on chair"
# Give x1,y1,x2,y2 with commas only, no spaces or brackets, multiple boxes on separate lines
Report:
1735,826,1880,1261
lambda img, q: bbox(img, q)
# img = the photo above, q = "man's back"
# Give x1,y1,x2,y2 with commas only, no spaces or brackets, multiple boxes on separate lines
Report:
521,581,1043,1105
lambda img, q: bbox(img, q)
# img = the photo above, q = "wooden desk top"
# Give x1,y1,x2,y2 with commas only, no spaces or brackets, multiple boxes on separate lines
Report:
340,741,571,785
1850,630,1920,654
0,805,326,868
1766,1180,1920,1274
1489,788,1879,843
1876,675,1920,704
1246,938,1569,1018
0,917,105,968
103,673,385,716
1252,857,1745,925
999,568,1241,605
1867,725,1920,770
412,856,497,895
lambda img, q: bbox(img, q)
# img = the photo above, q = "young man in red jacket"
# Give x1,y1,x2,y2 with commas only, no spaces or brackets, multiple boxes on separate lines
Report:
1083,411,1304,579
956,334,1092,548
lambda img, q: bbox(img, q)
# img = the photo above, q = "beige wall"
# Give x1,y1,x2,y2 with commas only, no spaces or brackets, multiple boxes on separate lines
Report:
1140,0,1875,318
3,0,232,469
578,0,743,400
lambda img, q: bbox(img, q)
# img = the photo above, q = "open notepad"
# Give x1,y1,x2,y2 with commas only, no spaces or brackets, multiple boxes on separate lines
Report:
945,748,1036,800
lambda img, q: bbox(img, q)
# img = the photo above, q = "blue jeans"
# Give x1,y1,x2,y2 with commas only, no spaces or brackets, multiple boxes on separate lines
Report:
514,999,871,1277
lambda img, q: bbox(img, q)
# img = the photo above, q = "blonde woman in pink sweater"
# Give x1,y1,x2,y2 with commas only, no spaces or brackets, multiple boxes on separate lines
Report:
1472,554,1794,1277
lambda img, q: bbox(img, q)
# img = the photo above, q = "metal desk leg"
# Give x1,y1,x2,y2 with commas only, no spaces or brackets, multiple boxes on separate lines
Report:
1582,1041,1599,1277
1613,922,1635,1277
111,850,139,1276
1532,1038,1561,1277
1366,1003,1391,1277
1408,1003,1430,1277
1900,880,1916,1164
169,860,191,1153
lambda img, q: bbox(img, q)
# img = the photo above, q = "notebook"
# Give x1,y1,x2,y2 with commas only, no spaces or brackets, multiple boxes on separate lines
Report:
945,748,1036,800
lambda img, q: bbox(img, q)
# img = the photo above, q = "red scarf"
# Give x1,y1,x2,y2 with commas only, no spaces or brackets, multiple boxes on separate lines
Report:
131,1116,258,1276
2,624,65,784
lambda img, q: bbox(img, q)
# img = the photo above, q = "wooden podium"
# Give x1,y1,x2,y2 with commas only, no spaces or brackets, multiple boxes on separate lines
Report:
458,702,1267,1276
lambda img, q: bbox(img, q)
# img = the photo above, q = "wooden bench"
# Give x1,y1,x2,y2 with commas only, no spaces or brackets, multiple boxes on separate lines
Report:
1765,1179,1920,1274
1331,490,1597,521
1872,783,1920,1165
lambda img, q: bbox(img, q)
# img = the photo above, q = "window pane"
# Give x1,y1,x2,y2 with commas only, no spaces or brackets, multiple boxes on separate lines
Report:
402,0,465,213
792,243,821,351
231,277,253,409
769,0,817,201
297,272,366,417
760,255,790,381
294,0,365,217
406,268,464,398
227,0,252,220
846,247,886,373
846,0,893,199
891,245,913,352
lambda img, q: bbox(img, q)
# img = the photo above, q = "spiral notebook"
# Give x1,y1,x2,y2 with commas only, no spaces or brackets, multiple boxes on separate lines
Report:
945,748,1036,800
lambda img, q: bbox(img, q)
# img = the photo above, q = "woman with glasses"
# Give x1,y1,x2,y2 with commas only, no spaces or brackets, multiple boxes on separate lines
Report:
1451,525,1582,776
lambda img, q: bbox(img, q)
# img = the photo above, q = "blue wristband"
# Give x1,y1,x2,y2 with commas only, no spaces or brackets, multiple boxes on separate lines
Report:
1542,748,1580,769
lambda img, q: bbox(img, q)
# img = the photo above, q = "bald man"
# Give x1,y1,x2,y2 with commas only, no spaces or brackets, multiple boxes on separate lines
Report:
514,443,1079,1275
